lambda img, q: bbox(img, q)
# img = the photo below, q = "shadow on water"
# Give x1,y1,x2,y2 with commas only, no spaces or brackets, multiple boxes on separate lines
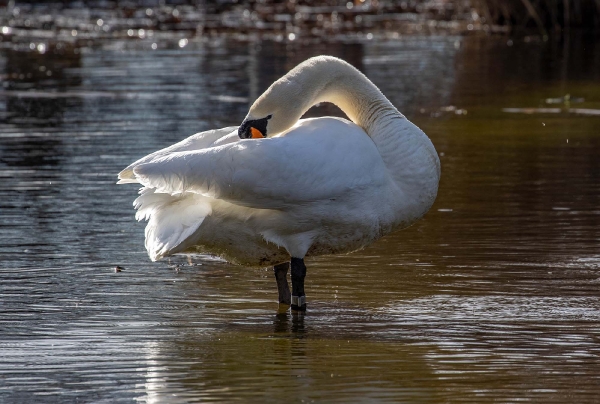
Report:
1,32,600,402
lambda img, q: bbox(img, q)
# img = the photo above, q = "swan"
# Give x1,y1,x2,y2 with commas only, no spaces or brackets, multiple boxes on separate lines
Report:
118,56,440,311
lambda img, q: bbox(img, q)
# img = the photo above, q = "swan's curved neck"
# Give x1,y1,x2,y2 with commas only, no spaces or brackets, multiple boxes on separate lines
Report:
280,57,440,221
286,57,403,137
251,56,440,222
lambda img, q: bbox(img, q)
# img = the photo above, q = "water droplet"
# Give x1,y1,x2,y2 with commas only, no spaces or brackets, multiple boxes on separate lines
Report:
178,38,188,48
288,33,296,41
151,43,157,50
97,19,103,27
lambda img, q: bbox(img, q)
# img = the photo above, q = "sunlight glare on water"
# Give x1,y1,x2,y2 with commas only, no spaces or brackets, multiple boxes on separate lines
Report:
1,33,600,402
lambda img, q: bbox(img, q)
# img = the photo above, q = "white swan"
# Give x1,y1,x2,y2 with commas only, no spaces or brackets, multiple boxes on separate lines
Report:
118,56,440,311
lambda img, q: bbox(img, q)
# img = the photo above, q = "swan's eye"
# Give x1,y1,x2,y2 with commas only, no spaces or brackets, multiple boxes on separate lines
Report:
238,114,272,139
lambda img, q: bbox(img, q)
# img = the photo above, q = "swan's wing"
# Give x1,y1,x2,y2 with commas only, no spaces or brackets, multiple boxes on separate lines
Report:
117,126,238,183
134,187,212,261
131,118,387,209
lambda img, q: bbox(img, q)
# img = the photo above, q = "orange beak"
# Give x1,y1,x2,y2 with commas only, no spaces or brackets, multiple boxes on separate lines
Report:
250,127,264,139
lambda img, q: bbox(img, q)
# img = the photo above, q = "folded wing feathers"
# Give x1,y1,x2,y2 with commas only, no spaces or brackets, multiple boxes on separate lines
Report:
117,126,237,184
133,149,225,198
135,187,211,261
119,127,237,261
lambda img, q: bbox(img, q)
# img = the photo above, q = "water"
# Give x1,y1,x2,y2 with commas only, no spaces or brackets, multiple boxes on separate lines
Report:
2,33,600,403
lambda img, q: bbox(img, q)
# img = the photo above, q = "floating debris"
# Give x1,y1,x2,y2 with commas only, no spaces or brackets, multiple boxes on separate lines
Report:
209,95,249,104
570,108,600,116
503,107,561,114
503,107,600,116
545,94,584,105
436,105,468,116
114,265,124,272
440,105,457,112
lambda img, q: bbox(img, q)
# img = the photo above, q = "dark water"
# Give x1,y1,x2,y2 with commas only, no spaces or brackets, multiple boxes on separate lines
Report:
1,33,600,403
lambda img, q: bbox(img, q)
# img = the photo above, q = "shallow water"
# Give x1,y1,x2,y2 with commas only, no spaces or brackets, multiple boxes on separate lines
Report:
1,33,600,403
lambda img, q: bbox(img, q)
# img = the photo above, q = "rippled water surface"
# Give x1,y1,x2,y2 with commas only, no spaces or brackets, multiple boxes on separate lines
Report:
2,34,600,403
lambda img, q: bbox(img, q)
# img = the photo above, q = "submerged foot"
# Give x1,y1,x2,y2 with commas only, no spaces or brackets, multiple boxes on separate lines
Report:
291,295,306,312
277,303,291,313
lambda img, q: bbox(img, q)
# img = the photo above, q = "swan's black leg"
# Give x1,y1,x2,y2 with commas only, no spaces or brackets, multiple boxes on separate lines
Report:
291,257,307,312
274,262,291,305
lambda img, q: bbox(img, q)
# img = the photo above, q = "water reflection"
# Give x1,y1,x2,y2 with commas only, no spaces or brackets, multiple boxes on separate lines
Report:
2,45,81,126
1,34,600,402
136,329,437,403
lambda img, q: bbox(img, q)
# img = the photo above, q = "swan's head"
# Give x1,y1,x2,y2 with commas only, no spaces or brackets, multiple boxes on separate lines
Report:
239,68,311,139
238,82,303,139
238,114,272,139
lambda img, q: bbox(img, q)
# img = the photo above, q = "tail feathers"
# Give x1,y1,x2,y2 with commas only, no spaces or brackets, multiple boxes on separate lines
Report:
134,187,212,261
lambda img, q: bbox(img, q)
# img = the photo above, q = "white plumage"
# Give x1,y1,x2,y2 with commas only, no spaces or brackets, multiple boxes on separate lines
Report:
118,56,440,268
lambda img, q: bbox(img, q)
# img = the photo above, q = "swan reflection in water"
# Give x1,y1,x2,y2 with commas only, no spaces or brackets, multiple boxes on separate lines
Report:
134,318,435,403
119,56,440,312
